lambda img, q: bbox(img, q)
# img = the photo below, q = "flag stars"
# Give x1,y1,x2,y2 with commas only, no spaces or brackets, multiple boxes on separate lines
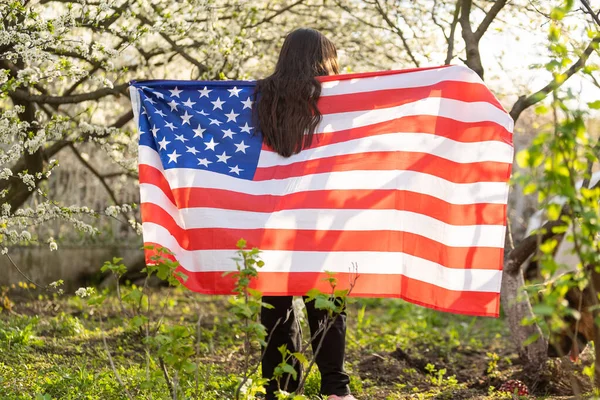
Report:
152,91,164,99
144,97,156,105
164,121,176,131
169,87,183,98
181,110,192,125
168,100,179,111
193,124,206,138
211,97,225,110
225,109,239,122
175,133,188,143
204,138,218,151
222,129,236,139
158,137,170,150
234,141,249,153
155,109,166,117
228,86,242,97
198,86,212,98
241,97,253,109
182,98,196,108
186,146,199,155
198,158,212,167
167,150,181,164
240,123,253,134
196,109,209,116
216,151,231,164
151,125,159,137
229,165,243,175
209,118,222,126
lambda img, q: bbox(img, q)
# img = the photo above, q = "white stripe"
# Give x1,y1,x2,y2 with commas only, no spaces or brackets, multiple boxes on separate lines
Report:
129,86,142,130
317,96,513,134
321,65,482,95
142,222,502,293
140,183,507,248
258,131,513,168
139,146,510,205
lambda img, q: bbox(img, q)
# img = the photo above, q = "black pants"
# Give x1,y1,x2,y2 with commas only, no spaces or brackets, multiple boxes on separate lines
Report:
261,296,350,399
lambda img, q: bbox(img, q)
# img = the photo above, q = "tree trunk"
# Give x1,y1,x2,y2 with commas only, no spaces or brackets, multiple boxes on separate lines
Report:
501,266,548,368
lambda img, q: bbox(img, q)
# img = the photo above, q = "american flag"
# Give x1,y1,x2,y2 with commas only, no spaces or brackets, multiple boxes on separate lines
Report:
130,65,513,317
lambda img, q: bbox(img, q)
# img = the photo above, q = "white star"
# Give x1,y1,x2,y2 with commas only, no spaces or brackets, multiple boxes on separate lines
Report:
151,125,160,136
138,129,146,136
186,146,199,155
169,87,183,98
211,97,225,110
209,118,222,126
224,109,239,122
222,129,236,139
158,137,170,150
167,150,180,164
198,86,212,98
229,165,243,175
240,123,253,134
204,138,218,151
142,108,148,116
182,98,196,108
216,151,231,164
152,91,164,99
165,121,176,131
234,141,249,153
144,97,156,105
196,109,209,116
228,86,242,97
193,124,206,138
175,133,188,142
241,97,253,109
198,158,212,167
168,100,179,111
155,109,166,117
181,111,192,125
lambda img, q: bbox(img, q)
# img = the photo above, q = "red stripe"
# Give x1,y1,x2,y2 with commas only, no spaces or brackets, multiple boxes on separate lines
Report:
143,242,499,317
316,65,451,83
141,203,503,270
254,151,510,183
139,164,507,226
318,80,504,114
175,267,500,317
139,164,176,204
262,115,512,152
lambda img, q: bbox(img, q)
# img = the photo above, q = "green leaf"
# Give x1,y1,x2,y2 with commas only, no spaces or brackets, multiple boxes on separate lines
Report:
282,364,298,381
522,332,541,346
291,352,308,365
532,304,555,316
588,100,600,110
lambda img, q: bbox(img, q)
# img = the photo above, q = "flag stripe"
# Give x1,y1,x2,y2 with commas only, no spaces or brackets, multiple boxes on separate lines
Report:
173,268,500,317
255,151,511,183
142,223,502,292
315,97,513,135
140,187,506,247
318,80,504,115
264,115,512,152
320,65,481,95
139,164,506,226
140,146,510,204
140,203,503,270
258,131,513,168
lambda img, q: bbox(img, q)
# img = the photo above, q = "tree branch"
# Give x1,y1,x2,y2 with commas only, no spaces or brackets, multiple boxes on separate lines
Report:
373,0,420,67
509,36,600,122
11,83,129,105
69,144,119,205
245,0,305,29
474,0,507,40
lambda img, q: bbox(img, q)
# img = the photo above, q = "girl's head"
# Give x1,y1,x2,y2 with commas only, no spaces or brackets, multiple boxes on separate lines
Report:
255,28,339,157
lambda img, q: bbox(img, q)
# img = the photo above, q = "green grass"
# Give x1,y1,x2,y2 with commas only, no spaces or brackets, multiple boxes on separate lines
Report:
0,288,590,399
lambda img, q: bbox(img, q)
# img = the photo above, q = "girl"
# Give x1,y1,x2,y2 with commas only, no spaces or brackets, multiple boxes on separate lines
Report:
254,28,356,400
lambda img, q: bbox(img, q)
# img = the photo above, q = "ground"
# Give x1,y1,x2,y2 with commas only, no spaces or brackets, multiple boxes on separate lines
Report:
0,286,594,399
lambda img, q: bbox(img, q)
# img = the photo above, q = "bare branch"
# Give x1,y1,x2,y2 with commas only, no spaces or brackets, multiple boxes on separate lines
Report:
69,144,119,205
474,0,507,40
245,0,305,29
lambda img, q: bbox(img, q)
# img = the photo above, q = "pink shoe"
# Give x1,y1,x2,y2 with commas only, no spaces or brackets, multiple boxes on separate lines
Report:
327,396,357,400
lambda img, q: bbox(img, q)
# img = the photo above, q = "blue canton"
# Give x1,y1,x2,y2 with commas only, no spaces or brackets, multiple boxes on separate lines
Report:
133,80,262,180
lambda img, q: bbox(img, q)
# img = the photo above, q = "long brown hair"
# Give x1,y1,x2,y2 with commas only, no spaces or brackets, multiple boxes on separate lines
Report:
254,28,339,157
